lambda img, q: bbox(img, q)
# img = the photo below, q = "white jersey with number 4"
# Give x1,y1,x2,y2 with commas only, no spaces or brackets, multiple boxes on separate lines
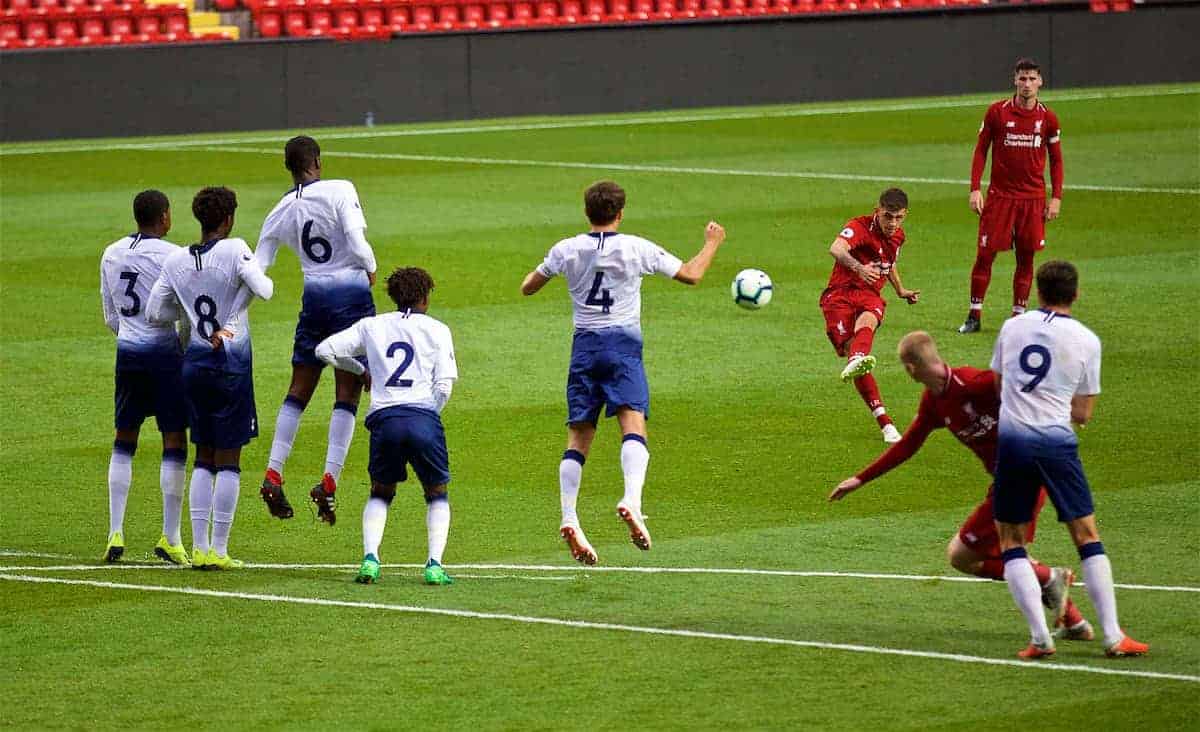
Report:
256,179,376,288
316,310,458,416
991,308,1101,443
148,237,273,373
536,232,683,334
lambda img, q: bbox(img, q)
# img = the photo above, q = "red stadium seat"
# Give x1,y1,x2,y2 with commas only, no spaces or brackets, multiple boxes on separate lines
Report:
35,0,60,10
410,3,433,24
608,0,628,19
308,8,330,29
212,0,236,8
284,9,305,33
108,15,132,33
81,16,104,36
360,6,383,24
533,0,555,22
136,14,158,33
435,3,458,26
335,7,356,26
653,0,677,17
560,0,582,19
583,0,603,19
7,0,33,13
258,9,281,34
631,0,652,18
52,17,77,38
460,3,484,25
164,11,186,32
385,5,409,27
510,0,531,19
23,18,49,38
0,21,20,41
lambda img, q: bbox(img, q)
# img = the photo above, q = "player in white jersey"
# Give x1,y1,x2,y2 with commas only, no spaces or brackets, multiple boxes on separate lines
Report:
253,136,379,526
147,187,274,570
99,190,191,565
990,260,1147,659
314,267,458,585
520,180,726,564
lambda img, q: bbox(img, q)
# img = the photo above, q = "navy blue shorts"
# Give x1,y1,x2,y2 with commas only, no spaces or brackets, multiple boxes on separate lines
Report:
182,362,259,449
566,331,649,425
114,367,187,433
293,284,375,367
994,432,1094,524
365,406,450,487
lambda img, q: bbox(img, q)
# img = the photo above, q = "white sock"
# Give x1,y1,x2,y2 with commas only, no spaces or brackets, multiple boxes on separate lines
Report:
210,468,240,557
559,451,584,526
620,436,649,515
188,465,215,553
107,446,134,536
323,403,357,482
426,497,450,564
362,497,389,558
1004,553,1052,646
1081,548,1122,646
160,451,187,546
268,399,305,474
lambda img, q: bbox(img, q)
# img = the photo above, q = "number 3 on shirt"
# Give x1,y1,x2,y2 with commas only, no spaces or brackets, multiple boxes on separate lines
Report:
1018,344,1051,392
386,341,415,387
585,272,614,314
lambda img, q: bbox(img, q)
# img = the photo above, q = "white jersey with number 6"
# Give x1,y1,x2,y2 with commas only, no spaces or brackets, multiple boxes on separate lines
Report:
536,232,683,334
991,309,1101,442
316,310,458,416
255,179,375,288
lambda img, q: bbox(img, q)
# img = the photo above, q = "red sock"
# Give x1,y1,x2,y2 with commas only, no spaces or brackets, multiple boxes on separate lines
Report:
980,559,1005,580
969,247,997,319
1013,249,1035,313
848,327,874,357
1030,561,1052,586
853,373,892,427
1063,598,1085,627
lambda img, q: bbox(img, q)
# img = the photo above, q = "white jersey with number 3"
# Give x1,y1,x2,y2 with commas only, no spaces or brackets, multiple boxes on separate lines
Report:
256,179,375,286
100,234,184,351
991,309,1101,442
536,232,683,334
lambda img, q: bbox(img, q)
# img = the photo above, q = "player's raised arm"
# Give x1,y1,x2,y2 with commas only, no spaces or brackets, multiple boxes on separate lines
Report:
829,236,880,286
888,265,920,304
520,269,551,296
314,322,367,376
674,221,726,285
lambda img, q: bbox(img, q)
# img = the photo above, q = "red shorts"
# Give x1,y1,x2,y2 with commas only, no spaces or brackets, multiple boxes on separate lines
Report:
977,196,1045,254
958,484,1047,559
819,288,886,356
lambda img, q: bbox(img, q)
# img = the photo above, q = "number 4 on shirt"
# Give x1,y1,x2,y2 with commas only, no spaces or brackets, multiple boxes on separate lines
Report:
586,271,614,314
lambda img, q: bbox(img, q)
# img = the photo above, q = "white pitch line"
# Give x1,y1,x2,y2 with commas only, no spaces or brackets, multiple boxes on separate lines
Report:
0,564,572,581
1,87,1195,157
2,572,1195,684
0,550,75,559
195,145,1199,195
1,561,1195,593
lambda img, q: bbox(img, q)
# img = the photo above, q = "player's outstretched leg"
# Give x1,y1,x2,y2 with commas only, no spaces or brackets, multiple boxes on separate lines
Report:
852,374,899,443
559,448,597,564
104,439,136,562
840,326,877,383
616,434,651,551
424,487,453,586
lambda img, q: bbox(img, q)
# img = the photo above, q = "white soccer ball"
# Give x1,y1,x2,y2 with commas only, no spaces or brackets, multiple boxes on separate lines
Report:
731,269,773,310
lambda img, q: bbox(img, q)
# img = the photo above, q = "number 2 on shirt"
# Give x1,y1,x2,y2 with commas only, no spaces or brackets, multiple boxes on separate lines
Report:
585,271,614,314
1018,344,1051,392
386,341,415,387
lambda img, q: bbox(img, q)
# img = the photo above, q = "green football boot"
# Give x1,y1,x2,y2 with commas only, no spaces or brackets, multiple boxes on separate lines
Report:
206,550,244,570
191,547,210,570
423,559,453,586
154,535,191,566
103,531,125,563
840,354,877,383
355,554,381,584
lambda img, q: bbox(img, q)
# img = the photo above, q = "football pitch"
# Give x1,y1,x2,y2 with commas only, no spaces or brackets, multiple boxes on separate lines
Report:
1,83,1198,729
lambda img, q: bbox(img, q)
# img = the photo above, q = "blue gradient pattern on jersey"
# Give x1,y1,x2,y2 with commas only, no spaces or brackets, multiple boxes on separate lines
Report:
293,275,376,367
115,334,182,372
998,413,1079,447
185,337,253,375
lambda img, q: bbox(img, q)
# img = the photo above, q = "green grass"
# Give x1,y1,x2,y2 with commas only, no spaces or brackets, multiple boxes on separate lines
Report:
1,83,1198,729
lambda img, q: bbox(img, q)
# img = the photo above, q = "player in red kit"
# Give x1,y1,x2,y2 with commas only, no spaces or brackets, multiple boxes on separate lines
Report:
829,332,1093,640
959,58,1063,334
820,188,920,444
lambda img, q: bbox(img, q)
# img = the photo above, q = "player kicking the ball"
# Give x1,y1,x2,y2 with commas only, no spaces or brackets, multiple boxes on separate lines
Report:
829,331,1093,641
314,268,458,586
991,260,1147,659
520,180,726,564
148,187,274,570
253,135,378,526
820,188,920,444
99,190,190,564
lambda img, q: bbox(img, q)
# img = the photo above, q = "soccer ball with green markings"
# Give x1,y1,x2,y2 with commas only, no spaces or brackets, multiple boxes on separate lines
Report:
731,269,773,310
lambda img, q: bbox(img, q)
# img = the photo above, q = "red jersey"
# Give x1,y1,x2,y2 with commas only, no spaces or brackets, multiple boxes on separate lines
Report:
856,365,999,484
971,97,1063,200
825,214,905,295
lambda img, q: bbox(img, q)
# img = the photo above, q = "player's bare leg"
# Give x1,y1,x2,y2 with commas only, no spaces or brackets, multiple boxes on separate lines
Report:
422,484,453,585
310,369,364,526
104,426,141,561
615,408,651,551
997,522,1055,658
154,430,190,565
560,422,597,564
261,364,322,519
1065,515,1148,657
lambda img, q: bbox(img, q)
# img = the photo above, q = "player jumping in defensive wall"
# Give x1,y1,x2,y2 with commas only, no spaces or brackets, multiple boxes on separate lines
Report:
520,180,726,565
990,260,1147,658
148,187,274,570
99,190,190,565
959,58,1063,334
820,188,920,444
254,135,378,525
314,267,458,586
829,331,1093,642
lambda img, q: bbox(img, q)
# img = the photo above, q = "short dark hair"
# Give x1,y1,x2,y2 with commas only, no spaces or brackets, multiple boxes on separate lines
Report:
584,181,625,226
133,189,169,227
387,267,435,310
285,135,321,175
1036,260,1078,306
1014,57,1041,74
192,186,237,234
878,188,908,211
